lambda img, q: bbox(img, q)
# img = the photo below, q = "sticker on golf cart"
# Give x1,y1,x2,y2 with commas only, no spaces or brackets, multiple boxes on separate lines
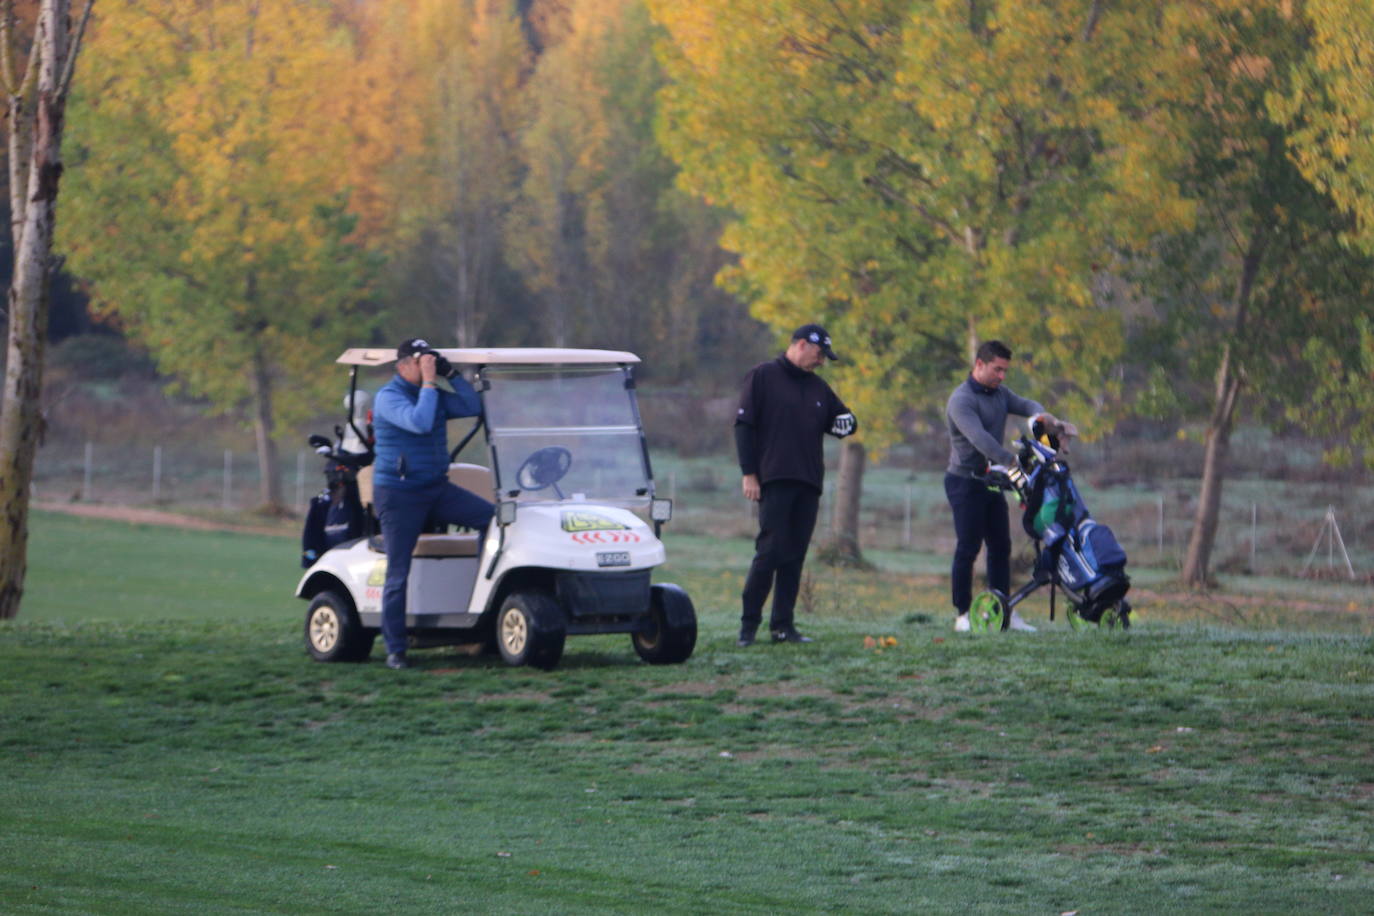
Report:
561,510,628,532
570,530,642,545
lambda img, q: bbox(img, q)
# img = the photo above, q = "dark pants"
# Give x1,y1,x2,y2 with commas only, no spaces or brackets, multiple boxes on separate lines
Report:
945,473,1011,615
741,480,821,633
375,480,494,655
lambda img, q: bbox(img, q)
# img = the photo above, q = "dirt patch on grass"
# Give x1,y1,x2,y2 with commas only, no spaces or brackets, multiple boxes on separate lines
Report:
35,501,292,537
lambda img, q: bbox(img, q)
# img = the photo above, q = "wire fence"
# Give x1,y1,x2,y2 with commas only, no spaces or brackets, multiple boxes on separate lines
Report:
33,438,1374,584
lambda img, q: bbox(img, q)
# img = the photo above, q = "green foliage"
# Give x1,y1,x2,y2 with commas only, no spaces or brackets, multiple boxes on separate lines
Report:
1299,318,1374,470
649,1,1207,450
60,1,382,437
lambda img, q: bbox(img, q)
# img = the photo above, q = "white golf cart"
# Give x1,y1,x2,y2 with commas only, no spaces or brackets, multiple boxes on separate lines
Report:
295,347,696,670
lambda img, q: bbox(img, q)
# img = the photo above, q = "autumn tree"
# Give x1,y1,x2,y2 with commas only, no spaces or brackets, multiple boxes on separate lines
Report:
1274,0,1374,471
506,0,745,378
60,0,380,513
0,0,93,620
1126,1,1374,586
386,0,531,348
650,0,1184,562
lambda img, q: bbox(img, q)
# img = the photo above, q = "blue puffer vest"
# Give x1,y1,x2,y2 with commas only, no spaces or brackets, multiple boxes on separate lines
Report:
371,375,480,490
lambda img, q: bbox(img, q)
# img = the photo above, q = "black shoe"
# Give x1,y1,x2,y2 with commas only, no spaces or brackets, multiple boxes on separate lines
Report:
385,652,411,669
771,627,813,644
736,630,757,647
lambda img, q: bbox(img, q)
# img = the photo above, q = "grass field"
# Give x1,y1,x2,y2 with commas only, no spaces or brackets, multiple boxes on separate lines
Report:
3,511,1373,913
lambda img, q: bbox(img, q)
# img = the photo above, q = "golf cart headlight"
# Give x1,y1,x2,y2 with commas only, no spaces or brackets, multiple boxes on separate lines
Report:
650,498,673,523
497,500,518,526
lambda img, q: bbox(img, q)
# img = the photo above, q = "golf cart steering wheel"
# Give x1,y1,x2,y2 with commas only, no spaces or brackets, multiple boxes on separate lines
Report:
515,446,573,493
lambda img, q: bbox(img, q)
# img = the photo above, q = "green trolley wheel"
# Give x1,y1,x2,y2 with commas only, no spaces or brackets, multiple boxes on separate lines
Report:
969,589,1009,633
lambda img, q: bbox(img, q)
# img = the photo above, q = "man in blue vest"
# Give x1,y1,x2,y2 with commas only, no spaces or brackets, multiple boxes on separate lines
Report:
373,338,494,669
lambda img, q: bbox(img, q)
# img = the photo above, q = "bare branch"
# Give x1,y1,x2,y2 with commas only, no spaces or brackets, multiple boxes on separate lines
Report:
1081,0,1105,43
863,173,965,247
57,0,96,99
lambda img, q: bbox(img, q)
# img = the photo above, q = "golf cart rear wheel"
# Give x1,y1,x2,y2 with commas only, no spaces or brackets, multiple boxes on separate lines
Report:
969,589,1009,633
497,589,566,670
305,590,374,662
632,583,697,665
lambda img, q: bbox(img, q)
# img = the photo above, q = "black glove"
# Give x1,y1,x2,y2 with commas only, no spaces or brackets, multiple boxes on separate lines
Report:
432,353,456,379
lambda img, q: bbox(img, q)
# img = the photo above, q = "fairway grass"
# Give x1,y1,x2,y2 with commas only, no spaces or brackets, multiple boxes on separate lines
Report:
3,513,1373,913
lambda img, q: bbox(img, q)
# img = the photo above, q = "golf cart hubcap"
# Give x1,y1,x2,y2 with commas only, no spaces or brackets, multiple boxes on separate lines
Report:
501,610,528,654
311,607,340,651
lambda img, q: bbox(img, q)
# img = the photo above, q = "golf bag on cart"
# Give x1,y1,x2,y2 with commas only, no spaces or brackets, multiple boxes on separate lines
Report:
300,429,373,568
970,419,1131,631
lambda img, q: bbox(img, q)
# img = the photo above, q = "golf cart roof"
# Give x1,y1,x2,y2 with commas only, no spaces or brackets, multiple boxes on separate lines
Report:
336,347,641,367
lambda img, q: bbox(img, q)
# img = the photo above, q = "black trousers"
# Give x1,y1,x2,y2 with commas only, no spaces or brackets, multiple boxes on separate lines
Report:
944,473,1011,615
741,480,821,632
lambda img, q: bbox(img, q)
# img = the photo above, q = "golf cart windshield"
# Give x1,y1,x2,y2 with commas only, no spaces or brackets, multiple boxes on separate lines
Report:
482,365,651,506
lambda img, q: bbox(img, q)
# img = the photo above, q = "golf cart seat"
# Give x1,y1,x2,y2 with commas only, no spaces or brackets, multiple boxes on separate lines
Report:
355,463,494,558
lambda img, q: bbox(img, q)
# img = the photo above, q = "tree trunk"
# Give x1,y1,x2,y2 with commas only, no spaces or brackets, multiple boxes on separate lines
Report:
0,0,81,620
827,439,865,565
248,344,284,513
1180,351,1242,587
1180,227,1266,587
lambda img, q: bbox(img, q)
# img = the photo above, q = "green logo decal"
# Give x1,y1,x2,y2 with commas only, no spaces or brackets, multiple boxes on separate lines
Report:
560,510,628,532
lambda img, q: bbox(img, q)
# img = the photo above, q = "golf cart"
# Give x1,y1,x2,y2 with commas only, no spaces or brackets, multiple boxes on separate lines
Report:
295,347,696,670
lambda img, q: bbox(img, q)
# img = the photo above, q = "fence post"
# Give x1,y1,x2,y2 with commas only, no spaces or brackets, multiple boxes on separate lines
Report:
295,450,306,510
152,445,162,503
1250,502,1257,573
83,441,93,501
903,484,912,547
1157,493,1164,558
222,450,232,510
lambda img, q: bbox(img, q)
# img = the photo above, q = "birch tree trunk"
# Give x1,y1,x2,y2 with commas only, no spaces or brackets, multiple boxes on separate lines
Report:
0,0,90,620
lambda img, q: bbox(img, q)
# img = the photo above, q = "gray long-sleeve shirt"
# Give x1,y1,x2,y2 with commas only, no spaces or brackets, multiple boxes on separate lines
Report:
945,376,1044,477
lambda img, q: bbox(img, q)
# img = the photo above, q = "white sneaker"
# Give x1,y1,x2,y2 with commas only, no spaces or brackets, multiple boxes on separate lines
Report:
953,614,970,632
1008,611,1037,632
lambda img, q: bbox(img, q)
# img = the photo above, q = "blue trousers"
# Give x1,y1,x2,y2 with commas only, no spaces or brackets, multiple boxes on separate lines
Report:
944,473,1011,615
374,480,494,654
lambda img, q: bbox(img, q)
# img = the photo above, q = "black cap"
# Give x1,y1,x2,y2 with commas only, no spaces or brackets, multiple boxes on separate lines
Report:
792,324,839,361
397,337,436,360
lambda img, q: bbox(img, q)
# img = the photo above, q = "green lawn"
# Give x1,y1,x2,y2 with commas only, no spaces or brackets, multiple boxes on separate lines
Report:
3,512,1372,913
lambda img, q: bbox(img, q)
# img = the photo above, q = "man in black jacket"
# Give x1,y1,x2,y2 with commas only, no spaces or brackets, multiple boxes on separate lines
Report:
734,324,856,646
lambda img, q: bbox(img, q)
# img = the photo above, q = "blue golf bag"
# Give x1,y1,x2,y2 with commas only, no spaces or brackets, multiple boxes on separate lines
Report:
1020,436,1130,621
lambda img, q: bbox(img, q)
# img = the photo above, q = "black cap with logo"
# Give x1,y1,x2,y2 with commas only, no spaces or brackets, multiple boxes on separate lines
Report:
397,337,435,360
792,324,839,361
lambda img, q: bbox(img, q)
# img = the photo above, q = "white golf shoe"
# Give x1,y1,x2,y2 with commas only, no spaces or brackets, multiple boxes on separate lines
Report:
953,614,970,632
1008,611,1037,632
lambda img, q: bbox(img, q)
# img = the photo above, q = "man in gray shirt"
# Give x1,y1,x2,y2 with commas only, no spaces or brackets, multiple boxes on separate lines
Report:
945,340,1075,632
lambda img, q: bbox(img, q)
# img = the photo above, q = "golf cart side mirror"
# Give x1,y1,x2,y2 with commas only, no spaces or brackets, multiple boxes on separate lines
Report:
496,500,518,527
650,498,672,523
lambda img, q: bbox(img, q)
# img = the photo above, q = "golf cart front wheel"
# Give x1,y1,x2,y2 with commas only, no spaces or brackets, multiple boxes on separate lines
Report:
969,589,1010,633
305,590,374,662
632,583,697,664
496,589,566,670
